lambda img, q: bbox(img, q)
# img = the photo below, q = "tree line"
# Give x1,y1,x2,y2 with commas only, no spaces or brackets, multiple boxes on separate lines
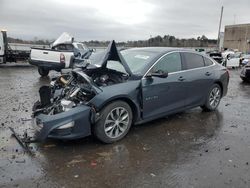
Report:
84,35,217,48
8,34,217,47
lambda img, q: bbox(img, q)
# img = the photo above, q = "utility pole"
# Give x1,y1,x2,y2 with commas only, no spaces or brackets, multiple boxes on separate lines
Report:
234,14,236,24
217,6,224,51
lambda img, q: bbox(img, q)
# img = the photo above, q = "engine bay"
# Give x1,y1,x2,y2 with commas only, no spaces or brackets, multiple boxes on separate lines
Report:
84,67,129,87
33,67,129,116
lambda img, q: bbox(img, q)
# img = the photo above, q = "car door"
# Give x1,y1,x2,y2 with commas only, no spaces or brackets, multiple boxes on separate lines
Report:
141,52,187,120
181,52,215,107
226,55,240,68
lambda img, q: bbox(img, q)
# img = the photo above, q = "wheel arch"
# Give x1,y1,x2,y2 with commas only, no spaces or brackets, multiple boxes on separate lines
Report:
96,97,140,124
214,81,223,96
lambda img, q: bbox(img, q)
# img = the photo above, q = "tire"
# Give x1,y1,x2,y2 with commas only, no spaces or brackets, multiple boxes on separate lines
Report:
201,84,222,111
241,77,249,82
38,67,49,77
94,101,133,143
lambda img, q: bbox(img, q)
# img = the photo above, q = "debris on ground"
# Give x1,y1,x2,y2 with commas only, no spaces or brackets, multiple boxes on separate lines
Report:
90,161,97,166
225,146,230,151
43,144,56,148
150,173,156,177
97,152,112,158
143,145,151,152
15,159,26,163
230,125,238,128
67,159,86,165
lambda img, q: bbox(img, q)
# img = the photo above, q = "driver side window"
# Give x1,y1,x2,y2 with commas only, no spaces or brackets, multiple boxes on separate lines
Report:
151,52,182,73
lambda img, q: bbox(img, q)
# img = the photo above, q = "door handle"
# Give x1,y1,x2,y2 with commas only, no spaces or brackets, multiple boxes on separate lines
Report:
43,52,48,54
178,76,185,81
205,72,212,76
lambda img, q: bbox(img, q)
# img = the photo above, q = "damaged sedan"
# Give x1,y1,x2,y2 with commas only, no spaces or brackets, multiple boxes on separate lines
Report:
31,41,229,143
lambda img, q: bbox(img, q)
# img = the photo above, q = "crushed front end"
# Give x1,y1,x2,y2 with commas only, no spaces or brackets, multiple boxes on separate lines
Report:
33,105,92,141
32,70,99,142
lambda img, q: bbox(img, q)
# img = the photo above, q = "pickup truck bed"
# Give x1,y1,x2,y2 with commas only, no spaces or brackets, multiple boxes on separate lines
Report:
29,41,90,76
29,48,74,76
30,48,73,67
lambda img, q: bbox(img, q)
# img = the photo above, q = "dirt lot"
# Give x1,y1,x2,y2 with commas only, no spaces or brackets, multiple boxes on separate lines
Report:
0,65,249,188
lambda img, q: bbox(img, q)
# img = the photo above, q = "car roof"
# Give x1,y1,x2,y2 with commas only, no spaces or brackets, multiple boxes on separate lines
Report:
125,47,194,55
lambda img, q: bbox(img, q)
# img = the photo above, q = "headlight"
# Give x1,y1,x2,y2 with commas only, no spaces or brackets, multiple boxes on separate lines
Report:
57,121,74,130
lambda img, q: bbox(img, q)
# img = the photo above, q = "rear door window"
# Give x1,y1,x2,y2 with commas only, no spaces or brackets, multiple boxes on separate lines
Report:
183,52,205,69
204,57,214,66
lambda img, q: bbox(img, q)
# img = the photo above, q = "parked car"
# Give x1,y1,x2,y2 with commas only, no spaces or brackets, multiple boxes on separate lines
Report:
226,52,242,68
31,41,229,143
207,51,223,64
241,54,250,66
29,32,91,76
240,62,250,82
222,50,235,59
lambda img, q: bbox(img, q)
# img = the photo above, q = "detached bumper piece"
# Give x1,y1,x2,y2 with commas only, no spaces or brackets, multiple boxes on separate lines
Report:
9,127,37,155
33,105,91,142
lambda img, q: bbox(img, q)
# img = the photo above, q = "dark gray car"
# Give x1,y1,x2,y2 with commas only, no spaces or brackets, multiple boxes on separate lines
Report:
32,41,229,143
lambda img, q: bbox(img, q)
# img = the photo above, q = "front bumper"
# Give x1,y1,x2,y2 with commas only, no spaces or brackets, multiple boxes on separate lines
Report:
240,68,250,80
33,105,92,142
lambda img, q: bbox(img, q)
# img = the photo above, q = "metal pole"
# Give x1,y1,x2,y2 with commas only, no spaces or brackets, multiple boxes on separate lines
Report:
217,6,224,50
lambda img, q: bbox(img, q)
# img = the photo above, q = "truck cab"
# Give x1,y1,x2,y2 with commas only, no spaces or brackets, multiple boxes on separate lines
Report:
29,33,91,77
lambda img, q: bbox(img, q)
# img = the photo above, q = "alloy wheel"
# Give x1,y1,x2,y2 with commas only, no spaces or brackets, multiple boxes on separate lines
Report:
209,87,221,108
104,107,129,138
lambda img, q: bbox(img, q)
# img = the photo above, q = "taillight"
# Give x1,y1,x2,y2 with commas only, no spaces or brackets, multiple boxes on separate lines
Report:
60,53,65,63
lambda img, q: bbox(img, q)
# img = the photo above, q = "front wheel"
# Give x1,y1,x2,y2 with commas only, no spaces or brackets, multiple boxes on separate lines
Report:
93,101,132,143
201,84,222,111
38,67,49,77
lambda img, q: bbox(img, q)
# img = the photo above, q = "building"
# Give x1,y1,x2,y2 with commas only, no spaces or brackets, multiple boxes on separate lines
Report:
223,23,250,53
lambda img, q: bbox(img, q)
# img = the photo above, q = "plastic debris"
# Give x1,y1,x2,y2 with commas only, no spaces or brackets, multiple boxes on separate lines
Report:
150,173,156,177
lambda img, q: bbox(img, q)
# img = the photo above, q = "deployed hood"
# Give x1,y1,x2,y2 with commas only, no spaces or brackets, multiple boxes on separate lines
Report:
99,40,132,76
52,32,74,47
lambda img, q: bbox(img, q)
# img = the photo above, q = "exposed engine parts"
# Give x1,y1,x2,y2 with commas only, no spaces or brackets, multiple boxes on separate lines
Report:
33,68,129,116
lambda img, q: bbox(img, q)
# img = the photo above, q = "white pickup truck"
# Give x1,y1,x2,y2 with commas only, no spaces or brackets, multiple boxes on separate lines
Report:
29,33,90,76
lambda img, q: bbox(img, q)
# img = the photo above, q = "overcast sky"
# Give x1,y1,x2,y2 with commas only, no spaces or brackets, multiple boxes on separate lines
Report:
0,0,250,41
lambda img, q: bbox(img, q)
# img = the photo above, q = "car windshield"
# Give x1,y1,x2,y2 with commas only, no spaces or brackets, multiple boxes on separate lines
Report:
88,49,158,75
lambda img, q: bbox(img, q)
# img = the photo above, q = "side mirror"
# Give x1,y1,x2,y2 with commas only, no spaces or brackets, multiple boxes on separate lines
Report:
146,70,168,78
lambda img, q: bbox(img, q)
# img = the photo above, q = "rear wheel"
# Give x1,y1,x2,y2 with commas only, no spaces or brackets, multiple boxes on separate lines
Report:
201,84,222,111
38,67,49,77
94,101,132,143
